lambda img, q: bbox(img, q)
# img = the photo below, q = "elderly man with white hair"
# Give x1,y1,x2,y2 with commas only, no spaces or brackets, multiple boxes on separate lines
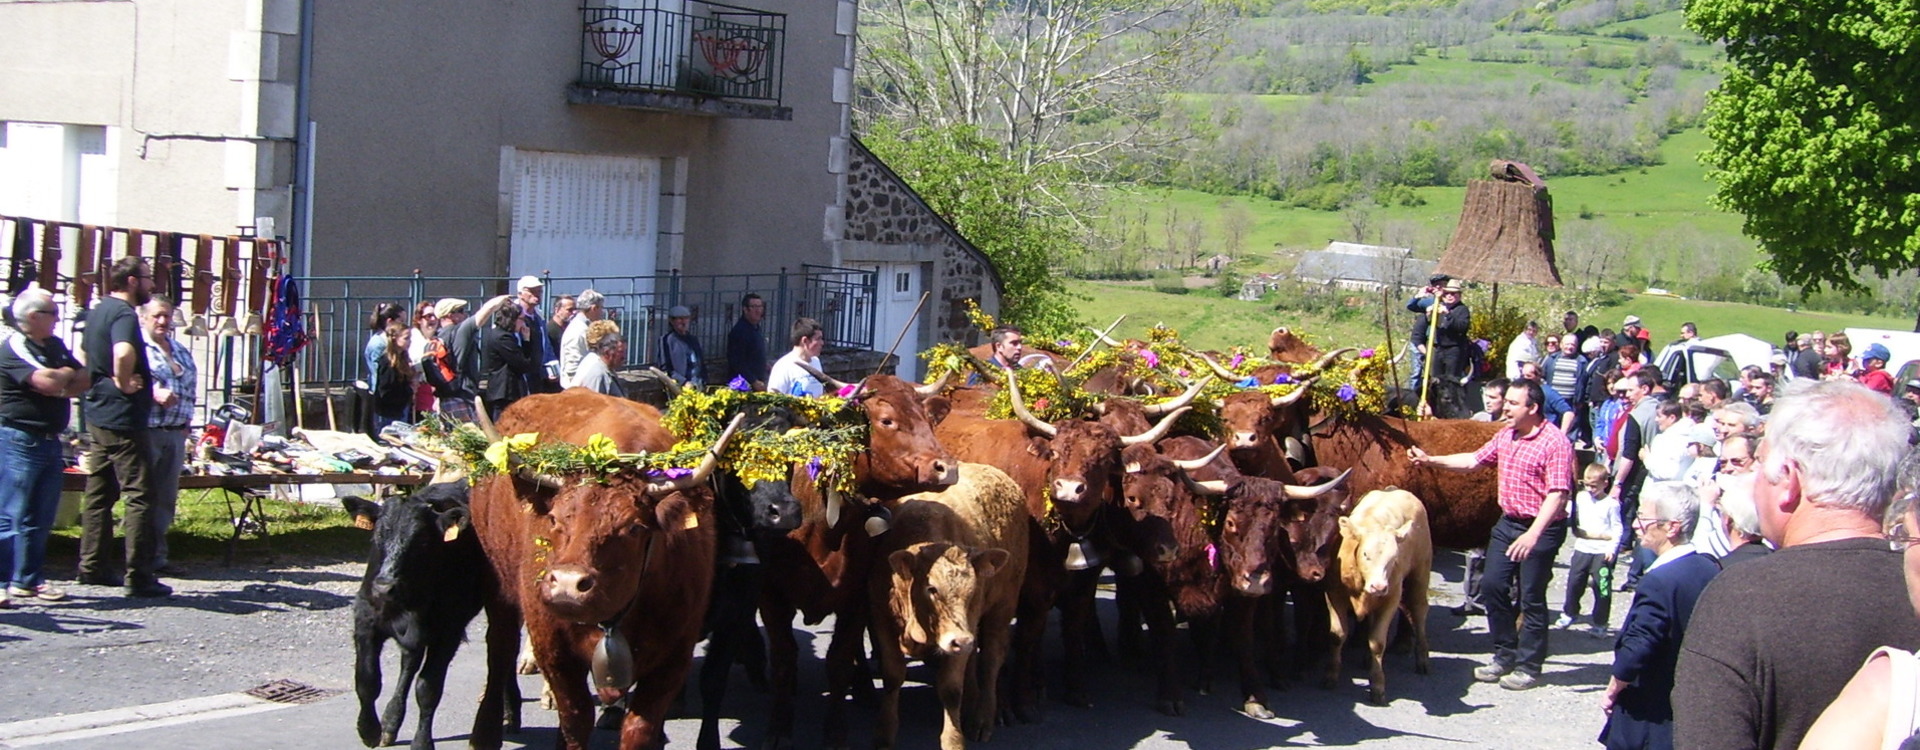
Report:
0,289,90,607
1675,380,1920,750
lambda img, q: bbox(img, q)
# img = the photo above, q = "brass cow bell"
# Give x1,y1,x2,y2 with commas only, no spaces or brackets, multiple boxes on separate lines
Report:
1064,540,1101,571
591,628,635,706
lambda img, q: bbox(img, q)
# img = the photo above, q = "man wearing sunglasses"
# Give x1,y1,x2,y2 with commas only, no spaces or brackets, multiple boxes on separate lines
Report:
1675,380,1920,750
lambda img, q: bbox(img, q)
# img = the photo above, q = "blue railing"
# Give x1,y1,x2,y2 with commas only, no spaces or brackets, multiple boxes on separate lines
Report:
295,266,875,385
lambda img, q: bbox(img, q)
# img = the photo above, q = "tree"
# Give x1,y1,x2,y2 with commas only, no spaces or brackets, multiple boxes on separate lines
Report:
1686,0,1920,315
857,0,1241,175
861,123,1083,338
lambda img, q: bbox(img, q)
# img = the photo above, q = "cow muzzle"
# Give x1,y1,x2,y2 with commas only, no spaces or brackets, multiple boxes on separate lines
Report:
543,566,597,605
1235,569,1272,596
939,632,977,656
1231,431,1260,449
926,458,959,487
1052,478,1089,504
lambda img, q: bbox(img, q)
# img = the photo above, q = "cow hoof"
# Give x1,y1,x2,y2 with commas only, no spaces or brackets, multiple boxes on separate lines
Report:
1155,699,1184,717
1241,700,1276,720
378,731,398,747
356,717,380,748
1368,687,1388,706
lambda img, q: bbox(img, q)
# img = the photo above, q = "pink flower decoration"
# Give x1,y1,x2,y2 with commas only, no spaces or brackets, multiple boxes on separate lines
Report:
1229,354,1245,369
1141,349,1161,368
1360,348,1376,358
836,383,860,398
1205,543,1218,569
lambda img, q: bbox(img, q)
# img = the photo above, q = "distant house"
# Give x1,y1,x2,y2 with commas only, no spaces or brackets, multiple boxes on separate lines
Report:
1237,271,1284,301
1292,242,1435,293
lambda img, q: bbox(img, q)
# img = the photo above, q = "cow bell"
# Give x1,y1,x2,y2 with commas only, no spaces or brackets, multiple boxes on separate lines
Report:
720,536,760,566
864,506,892,537
1064,540,1102,571
825,487,844,527
591,628,635,706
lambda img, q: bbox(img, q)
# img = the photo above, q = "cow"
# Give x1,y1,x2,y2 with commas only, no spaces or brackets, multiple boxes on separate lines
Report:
757,370,961,750
696,406,804,750
1210,347,1353,480
1327,488,1433,705
1118,436,1351,718
1307,415,1503,549
933,370,1196,720
467,390,742,750
1267,327,1324,364
345,483,496,750
871,463,1028,750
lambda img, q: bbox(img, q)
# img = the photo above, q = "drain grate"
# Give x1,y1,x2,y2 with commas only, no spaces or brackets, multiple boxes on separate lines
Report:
244,679,340,705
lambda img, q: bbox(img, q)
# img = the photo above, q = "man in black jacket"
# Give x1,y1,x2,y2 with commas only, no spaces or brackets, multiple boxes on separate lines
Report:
1411,278,1474,418
480,304,541,420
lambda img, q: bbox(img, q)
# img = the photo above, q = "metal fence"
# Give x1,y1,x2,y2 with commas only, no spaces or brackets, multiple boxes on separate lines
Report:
578,0,787,104
296,265,876,385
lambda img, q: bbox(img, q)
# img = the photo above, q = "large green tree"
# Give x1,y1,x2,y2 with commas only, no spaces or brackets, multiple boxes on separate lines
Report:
1686,0,1920,310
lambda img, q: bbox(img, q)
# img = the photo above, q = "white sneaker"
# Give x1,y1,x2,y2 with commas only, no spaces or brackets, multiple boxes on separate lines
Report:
1552,614,1573,629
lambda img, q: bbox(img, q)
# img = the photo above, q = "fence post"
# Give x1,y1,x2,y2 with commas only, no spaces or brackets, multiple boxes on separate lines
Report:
776,267,790,352
410,268,425,314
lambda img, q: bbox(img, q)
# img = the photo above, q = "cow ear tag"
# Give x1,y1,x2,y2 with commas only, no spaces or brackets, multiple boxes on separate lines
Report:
683,511,700,530
443,524,461,542
353,515,375,531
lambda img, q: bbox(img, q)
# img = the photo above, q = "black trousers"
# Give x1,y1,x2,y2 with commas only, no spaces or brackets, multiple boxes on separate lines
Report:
1563,551,1614,628
78,425,158,585
1484,514,1568,675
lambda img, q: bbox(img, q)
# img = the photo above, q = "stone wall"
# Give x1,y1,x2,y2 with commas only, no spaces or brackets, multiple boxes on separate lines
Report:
843,140,1003,347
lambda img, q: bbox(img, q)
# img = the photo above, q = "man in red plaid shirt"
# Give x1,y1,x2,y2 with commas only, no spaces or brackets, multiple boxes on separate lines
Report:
1409,378,1575,691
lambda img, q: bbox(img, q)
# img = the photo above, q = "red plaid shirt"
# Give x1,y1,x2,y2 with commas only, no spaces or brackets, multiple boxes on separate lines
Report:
1472,420,1574,521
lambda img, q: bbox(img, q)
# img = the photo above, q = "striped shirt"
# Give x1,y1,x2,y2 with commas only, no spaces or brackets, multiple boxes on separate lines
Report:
1471,420,1575,521
144,334,197,429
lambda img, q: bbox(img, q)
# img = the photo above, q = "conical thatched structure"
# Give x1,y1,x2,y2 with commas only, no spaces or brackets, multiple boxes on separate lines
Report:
1436,160,1562,287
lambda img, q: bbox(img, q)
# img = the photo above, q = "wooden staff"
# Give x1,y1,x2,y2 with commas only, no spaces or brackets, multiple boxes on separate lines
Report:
1417,295,1439,419
868,291,931,382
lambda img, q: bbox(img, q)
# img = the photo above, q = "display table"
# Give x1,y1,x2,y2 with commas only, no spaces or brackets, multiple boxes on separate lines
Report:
61,472,432,564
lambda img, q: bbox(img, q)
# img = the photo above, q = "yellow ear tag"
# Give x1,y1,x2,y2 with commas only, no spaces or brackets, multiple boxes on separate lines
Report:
683,512,700,530
353,516,375,531
443,524,462,542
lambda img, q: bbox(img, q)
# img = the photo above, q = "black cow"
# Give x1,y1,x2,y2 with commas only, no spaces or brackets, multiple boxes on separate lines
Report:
345,483,502,749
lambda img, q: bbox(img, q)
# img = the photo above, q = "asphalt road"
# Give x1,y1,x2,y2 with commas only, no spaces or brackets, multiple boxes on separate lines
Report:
0,548,1620,749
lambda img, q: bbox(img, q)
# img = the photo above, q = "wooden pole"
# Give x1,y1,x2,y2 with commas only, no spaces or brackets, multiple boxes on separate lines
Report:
1418,297,1439,419
1380,287,1400,407
868,291,931,381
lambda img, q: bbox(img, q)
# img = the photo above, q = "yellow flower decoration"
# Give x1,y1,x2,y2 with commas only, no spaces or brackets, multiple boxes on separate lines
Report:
583,434,619,464
485,432,540,472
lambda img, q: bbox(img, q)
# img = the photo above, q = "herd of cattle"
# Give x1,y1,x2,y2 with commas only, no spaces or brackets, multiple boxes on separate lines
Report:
343,328,1505,750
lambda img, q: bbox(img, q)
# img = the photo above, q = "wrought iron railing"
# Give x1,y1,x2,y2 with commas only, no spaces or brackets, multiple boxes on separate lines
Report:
578,1,786,105
295,265,875,385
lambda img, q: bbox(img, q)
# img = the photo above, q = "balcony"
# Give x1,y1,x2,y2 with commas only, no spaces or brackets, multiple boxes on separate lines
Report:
570,1,791,121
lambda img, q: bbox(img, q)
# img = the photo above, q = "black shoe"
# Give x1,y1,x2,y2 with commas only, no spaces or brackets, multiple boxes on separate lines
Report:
154,565,189,577
77,571,124,587
126,581,173,598
1451,603,1487,617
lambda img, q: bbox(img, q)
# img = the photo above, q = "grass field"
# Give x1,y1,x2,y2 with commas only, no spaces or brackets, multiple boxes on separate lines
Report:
1067,279,1913,356
47,488,368,565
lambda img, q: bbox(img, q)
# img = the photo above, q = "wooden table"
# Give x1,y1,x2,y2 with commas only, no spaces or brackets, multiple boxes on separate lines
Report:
62,471,432,564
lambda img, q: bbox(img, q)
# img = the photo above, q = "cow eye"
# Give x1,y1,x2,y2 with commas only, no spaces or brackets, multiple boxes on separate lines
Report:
925,585,938,597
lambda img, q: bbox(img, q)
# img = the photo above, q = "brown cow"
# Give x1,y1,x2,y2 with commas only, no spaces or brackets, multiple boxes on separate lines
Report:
933,371,1194,720
1212,347,1353,480
1268,327,1324,363
1327,488,1433,705
871,463,1028,750
1119,436,1350,719
1307,415,1503,549
755,372,960,749
467,390,739,750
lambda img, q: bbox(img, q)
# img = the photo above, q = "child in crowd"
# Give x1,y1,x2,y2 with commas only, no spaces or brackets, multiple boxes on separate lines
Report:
1558,463,1621,636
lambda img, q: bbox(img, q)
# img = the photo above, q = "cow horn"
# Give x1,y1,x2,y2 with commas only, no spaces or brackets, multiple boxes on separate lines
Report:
1310,347,1359,373
1086,326,1124,348
1196,352,1241,381
1169,444,1227,472
1142,375,1214,416
795,362,849,392
913,370,952,397
515,467,568,492
1120,406,1188,447
1184,476,1230,496
474,397,501,441
1283,467,1354,500
643,413,747,496
1003,367,1057,438
644,366,682,397
1270,383,1313,408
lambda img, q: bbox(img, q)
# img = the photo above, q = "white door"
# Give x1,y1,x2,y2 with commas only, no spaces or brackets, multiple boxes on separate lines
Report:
858,262,923,381
510,150,658,282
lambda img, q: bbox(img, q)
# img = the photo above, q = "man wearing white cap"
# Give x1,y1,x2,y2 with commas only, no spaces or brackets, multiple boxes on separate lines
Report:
559,289,605,386
513,276,560,393
657,305,705,386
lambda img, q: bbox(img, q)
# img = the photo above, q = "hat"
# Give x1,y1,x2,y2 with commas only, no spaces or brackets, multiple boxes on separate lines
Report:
1622,315,1642,327
1864,343,1891,362
668,305,692,318
433,298,468,318
1769,352,1788,366
1906,378,1920,391
515,275,543,292
1440,279,1464,293
1428,273,1452,287
1611,378,1635,393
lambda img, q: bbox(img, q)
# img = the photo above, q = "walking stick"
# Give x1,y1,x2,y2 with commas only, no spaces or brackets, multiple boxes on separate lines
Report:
1417,297,1440,418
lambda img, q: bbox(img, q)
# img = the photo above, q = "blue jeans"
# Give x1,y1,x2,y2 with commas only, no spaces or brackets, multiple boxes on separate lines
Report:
0,425,68,589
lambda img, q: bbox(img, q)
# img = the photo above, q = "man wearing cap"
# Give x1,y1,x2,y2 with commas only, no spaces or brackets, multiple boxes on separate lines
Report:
513,276,560,393
422,298,476,421
1411,277,1474,417
1622,315,1648,343
1405,274,1450,396
657,305,705,386
1856,343,1895,396
559,289,605,387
